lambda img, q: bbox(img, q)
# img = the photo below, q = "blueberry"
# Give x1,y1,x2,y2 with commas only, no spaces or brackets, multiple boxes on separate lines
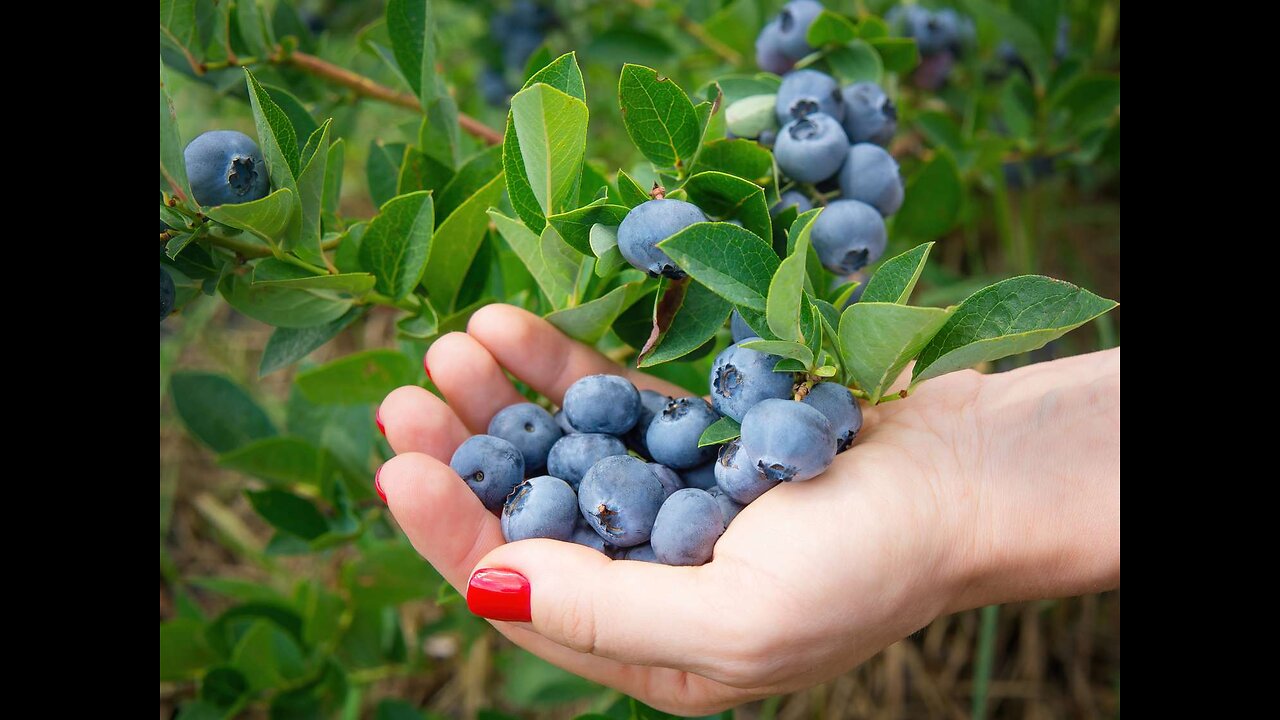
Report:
553,409,576,435
725,94,779,139
578,455,666,547
503,28,543,71
739,399,835,482
501,475,578,542
488,402,563,472
810,199,887,274
450,435,526,512
707,487,745,527
648,463,685,498
775,0,824,60
775,113,850,184
714,439,777,504
912,50,955,91
626,389,672,457
906,8,950,56
801,382,862,452
160,266,175,322
562,374,641,435
650,489,724,566
730,310,754,343
680,461,718,491
840,82,897,147
646,397,720,470
757,129,777,149
546,433,627,490
838,144,904,216
709,338,796,422
183,131,271,207
755,20,795,75
480,67,511,107
775,70,843,125
571,518,619,556
771,189,814,217
617,199,706,278
618,543,658,563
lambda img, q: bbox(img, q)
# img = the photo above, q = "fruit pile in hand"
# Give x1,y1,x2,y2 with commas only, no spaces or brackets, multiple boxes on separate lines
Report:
454,338,859,565
733,1,903,278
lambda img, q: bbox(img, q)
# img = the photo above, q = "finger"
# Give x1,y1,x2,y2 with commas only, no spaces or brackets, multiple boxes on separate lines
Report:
424,331,526,433
378,385,471,459
467,304,688,404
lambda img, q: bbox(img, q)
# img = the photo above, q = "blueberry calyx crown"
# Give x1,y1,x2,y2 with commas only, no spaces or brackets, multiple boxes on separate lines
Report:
788,118,822,141
713,363,741,398
227,156,260,196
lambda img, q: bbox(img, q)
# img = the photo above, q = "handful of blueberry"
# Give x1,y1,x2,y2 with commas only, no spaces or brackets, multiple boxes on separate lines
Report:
451,338,862,566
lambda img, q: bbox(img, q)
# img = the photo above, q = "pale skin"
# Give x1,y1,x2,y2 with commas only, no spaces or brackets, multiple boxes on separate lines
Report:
377,304,1121,715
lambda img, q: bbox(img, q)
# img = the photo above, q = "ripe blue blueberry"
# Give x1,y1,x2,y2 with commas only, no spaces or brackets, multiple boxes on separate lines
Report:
739,399,835,482
480,67,511,107
646,397,720,470
840,82,897,147
714,439,777,504
571,518,619,556
488,402,563,472
771,189,814,217
776,0,824,60
775,70,844,125
730,310,754,343
707,487,745,528
810,199,887,274
648,463,685,498
755,20,795,75
680,461,718,491
616,199,706,278
546,433,627,490
618,543,658,563
801,382,863,452
838,144,904,216
757,129,777,149
553,409,575,435
775,114,850,184
650,489,725,566
160,266,175,322
710,338,796,422
449,435,526,512
501,475,579,542
562,374,641,435
626,389,672,457
578,455,666,547
183,131,271,207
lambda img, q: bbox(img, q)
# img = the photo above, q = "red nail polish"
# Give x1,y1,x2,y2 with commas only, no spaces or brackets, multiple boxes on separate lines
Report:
467,568,531,622
375,408,386,436
374,465,387,504
423,355,432,382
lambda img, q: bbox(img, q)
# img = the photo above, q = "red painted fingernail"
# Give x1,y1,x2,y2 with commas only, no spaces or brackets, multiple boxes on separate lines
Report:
423,355,432,382
375,407,386,436
374,465,387,504
467,568,531,622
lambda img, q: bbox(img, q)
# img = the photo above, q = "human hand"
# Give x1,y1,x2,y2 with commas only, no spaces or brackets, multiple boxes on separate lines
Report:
377,304,1120,714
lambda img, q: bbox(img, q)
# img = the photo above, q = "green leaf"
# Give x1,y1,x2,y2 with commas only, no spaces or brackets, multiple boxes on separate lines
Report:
639,280,732,367
679,171,771,245
512,83,588,218
502,54,586,232
869,38,919,74
159,61,189,199
806,10,858,46
170,372,276,453
424,173,506,311
386,0,438,106
659,222,779,311
286,389,375,482
840,303,951,402
1050,73,1121,135
489,211,578,310
546,201,630,255
359,191,435,300
615,169,650,207
740,339,813,368
244,68,300,183
160,619,218,681
260,310,361,376
264,85,320,150
697,417,741,447
618,64,701,172
915,111,966,155
203,188,294,247
201,666,249,709
523,52,587,99
894,149,962,240
1001,76,1036,141
814,365,837,377
767,209,819,342
546,282,647,344
691,139,775,187
586,27,677,66
295,349,417,405
436,146,503,221
396,145,453,197
589,224,627,277
322,139,345,225
230,620,308,691
820,40,883,84
234,0,271,55
293,120,330,259
219,437,332,488
913,277,1118,383
367,140,406,209
160,0,198,55
220,273,354,328
708,74,781,105
965,0,1048,79
862,242,933,304
343,543,439,607
246,489,329,540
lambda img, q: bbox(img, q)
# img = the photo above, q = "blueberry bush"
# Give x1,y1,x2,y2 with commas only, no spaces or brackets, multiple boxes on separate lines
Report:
160,1,1119,717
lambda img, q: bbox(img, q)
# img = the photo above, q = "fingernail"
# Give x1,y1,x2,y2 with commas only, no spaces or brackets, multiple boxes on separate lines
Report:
375,408,385,436
467,568,531,622
423,354,432,382
374,465,387,504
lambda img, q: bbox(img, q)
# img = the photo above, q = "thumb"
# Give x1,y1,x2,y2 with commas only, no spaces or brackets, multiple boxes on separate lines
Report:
465,538,739,674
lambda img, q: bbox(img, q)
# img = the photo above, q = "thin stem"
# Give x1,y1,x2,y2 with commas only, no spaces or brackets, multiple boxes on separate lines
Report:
971,605,1000,720
875,388,911,404
365,291,420,313
200,228,342,259
271,250,328,276
629,0,742,64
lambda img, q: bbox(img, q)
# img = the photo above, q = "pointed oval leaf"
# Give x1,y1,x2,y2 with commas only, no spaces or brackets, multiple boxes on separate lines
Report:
658,222,779,311
618,64,701,171
862,242,934,304
359,191,435,300
840,303,952,402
